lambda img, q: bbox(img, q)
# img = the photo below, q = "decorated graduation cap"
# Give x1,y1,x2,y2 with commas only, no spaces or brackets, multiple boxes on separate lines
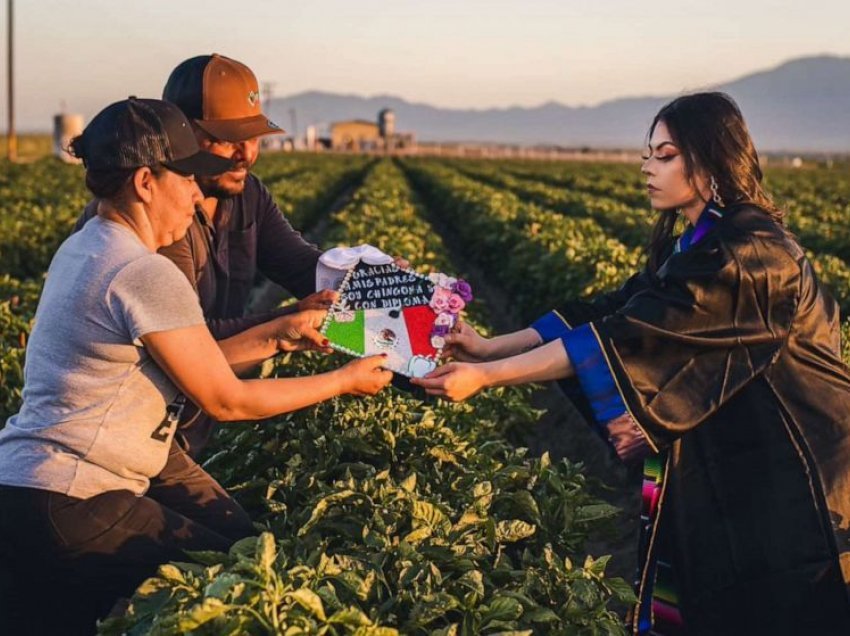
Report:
316,245,473,378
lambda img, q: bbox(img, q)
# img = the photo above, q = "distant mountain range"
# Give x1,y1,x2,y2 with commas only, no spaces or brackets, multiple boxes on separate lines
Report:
267,56,850,153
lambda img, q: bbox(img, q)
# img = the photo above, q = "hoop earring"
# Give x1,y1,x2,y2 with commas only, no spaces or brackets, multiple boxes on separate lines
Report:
710,176,725,207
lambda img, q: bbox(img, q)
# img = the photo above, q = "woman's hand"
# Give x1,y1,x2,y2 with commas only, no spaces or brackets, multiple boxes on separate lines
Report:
338,355,394,396
272,309,331,353
442,322,493,362
296,289,339,311
410,362,490,401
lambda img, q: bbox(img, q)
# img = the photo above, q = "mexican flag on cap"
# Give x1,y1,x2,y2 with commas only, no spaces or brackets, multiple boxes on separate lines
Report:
317,245,472,378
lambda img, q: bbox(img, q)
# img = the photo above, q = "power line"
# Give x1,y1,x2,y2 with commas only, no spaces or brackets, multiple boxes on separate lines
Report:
6,0,16,162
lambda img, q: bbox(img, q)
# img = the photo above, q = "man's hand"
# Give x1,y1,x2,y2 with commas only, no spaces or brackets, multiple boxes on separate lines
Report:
296,289,339,311
272,309,332,353
410,362,489,401
442,322,493,362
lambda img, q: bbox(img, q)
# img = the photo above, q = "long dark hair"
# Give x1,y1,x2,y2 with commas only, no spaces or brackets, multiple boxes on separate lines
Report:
645,92,781,273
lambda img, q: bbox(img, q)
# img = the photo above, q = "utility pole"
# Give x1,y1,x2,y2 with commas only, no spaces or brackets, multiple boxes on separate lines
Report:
6,0,16,162
288,108,298,141
261,81,275,116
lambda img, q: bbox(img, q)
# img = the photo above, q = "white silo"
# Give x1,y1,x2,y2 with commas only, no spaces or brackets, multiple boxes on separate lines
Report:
53,114,84,163
378,108,395,139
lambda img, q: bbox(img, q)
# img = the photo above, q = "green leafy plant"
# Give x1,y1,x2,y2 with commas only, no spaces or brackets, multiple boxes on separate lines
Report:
6,154,847,634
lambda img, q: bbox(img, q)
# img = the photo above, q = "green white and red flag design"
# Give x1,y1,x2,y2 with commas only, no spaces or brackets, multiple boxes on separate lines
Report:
318,247,472,378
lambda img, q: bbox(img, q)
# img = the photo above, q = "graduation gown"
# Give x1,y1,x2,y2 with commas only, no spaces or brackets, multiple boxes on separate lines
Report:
531,204,850,635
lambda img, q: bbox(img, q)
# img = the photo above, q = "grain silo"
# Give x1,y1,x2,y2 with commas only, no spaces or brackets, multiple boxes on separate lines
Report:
378,109,395,139
53,114,84,164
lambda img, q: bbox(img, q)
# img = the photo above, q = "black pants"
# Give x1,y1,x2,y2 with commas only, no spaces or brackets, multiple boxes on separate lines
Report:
0,441,255,635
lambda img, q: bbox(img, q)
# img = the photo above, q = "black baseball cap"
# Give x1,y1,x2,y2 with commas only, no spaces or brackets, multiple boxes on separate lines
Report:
72,97,234,175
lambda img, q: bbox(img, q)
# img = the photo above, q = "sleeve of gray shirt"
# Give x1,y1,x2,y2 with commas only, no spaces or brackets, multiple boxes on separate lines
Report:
106,254,206,345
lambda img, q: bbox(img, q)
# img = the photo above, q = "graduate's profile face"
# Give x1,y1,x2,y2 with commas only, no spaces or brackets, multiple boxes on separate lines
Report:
641,121,707,216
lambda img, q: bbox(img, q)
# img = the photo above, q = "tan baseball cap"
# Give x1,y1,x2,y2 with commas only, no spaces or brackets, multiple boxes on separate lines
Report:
163,54,284,142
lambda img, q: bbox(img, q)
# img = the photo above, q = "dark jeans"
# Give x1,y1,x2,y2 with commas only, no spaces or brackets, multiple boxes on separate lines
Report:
0,441,255,635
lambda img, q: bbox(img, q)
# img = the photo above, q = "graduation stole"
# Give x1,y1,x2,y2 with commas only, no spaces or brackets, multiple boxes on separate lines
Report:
674,203,724,254
637,201,724,636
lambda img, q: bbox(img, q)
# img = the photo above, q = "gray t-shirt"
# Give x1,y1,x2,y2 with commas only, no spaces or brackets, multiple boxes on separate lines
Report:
0,216,205,498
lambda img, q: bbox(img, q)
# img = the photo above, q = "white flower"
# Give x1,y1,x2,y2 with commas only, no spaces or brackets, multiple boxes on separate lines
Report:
428,273,458,289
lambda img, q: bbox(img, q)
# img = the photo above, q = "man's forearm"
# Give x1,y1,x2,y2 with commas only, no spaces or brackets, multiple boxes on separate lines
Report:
208,305,299,340
216,320,283,374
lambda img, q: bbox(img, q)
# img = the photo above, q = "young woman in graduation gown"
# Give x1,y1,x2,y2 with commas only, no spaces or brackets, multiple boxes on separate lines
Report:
413,92,850,635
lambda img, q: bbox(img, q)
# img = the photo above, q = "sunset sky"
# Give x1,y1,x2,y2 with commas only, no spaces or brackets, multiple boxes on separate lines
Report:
2,0,849,130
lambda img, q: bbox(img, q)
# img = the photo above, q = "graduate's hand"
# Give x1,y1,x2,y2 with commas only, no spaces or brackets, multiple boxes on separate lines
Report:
296,289,339,311
393,256,410,270
410,362,489,401
273,309,332,353
442,322,493,362
339,355,394,396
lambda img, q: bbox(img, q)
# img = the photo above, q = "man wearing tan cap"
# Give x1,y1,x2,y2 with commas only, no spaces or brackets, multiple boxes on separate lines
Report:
75,54,332,456
158,54,330,335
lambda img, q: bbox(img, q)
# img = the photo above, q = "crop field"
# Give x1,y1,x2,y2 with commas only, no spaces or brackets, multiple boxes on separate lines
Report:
2,153,850,634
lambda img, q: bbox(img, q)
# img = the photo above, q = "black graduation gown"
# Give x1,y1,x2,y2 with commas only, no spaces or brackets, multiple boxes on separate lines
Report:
541,205,850,635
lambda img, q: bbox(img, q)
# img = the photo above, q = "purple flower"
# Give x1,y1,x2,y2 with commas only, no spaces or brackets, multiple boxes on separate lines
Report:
431,324,450,337
447,294,466,314
452,280,473,303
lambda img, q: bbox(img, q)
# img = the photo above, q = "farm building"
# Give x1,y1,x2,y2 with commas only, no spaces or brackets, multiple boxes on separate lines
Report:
330,119,380,150
329,109,415,151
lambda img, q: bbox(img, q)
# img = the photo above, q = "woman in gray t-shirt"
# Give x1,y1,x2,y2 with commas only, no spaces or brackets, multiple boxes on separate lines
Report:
0,98,392,635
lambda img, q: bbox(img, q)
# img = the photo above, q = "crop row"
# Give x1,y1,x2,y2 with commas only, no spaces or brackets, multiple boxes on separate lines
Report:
400,159,640,324
428,158,850,319
255,154,375,230
448,158,850,261
0,159,89,279
482,158,850,230
478,160,650,210
443,159,653,249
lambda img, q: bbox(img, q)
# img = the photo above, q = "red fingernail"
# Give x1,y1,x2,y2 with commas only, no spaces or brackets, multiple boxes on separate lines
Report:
381,353,388,357
322,339,329,346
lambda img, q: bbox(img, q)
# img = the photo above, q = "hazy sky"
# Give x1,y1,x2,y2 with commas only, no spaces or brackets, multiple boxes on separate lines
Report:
2,0,849,130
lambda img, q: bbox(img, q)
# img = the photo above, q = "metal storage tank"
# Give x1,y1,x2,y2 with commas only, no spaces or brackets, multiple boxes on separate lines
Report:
378,108,395,139
53,114,84,164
